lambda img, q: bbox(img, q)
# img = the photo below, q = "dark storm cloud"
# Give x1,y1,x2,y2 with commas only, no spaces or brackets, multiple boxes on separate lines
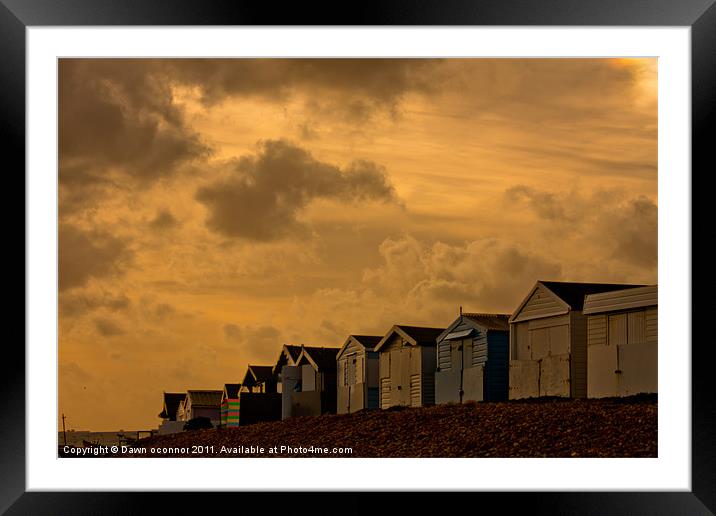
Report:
139,300,180,323
59,61,210,172
118,58,648,124
59,291,131,318
470,245,564,309
58,59,652,221
196,140,400,240
94,317,126,337
505,186,657,269
74,59,646,128
223,324,242,342
149,210,180,231
382,236,563,310
59,60,210,215
505,186,571,222
153,303,177,320
163,58,441,107
57,59,648,199
58,59,442,196
58,224,133,292
601,196,658,268
445,59,645,121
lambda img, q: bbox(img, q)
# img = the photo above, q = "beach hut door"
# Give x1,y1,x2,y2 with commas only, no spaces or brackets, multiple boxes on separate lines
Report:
347,354,357,385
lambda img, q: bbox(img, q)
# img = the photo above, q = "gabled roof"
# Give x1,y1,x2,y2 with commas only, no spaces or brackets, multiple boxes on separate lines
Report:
272,344,303,375
375,325,445,352
242,365,276,387
336,335,382,359
186,390,223,408
223,383,241,399
353,335,383,348
296,346,340,371
158,392,185,419
509,280,646,323
285,344,302,362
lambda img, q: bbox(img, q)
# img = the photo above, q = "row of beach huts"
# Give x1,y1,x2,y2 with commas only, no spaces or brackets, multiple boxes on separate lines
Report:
157,280,658,433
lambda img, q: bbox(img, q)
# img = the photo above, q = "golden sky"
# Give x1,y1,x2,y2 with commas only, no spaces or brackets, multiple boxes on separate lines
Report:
58,58,657,431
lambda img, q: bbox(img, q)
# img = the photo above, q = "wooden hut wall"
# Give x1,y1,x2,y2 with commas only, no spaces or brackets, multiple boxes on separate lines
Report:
338,341,380,414
509,314,573,400
281,365,301,420
436,320,509,404
378,332,434,409
585,286,658,397
570,311,588,398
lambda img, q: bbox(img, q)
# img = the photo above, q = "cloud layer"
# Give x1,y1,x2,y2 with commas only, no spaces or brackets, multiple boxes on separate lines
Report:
196,140,399,240
58,224,133,292
505,185,658,270
59,60,210,217
284,235,564,343
57,58,657,431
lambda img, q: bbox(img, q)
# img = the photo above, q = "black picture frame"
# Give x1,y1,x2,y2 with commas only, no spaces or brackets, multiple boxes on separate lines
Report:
7,0,711,513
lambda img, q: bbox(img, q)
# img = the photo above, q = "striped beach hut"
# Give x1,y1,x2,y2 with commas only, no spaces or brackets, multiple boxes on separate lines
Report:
220,383,241,427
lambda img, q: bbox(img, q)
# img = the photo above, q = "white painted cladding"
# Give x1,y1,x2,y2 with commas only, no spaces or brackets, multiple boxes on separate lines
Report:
378,332,436,408
570,311,588,398
586,287,657,397
380,378,391,408
583,285,657,314
510,284,568,323
281,366,301,420
336,337,380,414
511,315,570,362
646,307,658,343
508,285,588,399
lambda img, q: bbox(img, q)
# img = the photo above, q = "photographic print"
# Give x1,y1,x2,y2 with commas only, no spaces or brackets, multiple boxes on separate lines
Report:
58,58,658,459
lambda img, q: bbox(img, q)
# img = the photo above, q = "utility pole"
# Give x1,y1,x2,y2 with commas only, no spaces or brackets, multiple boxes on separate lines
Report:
61,413,67,446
